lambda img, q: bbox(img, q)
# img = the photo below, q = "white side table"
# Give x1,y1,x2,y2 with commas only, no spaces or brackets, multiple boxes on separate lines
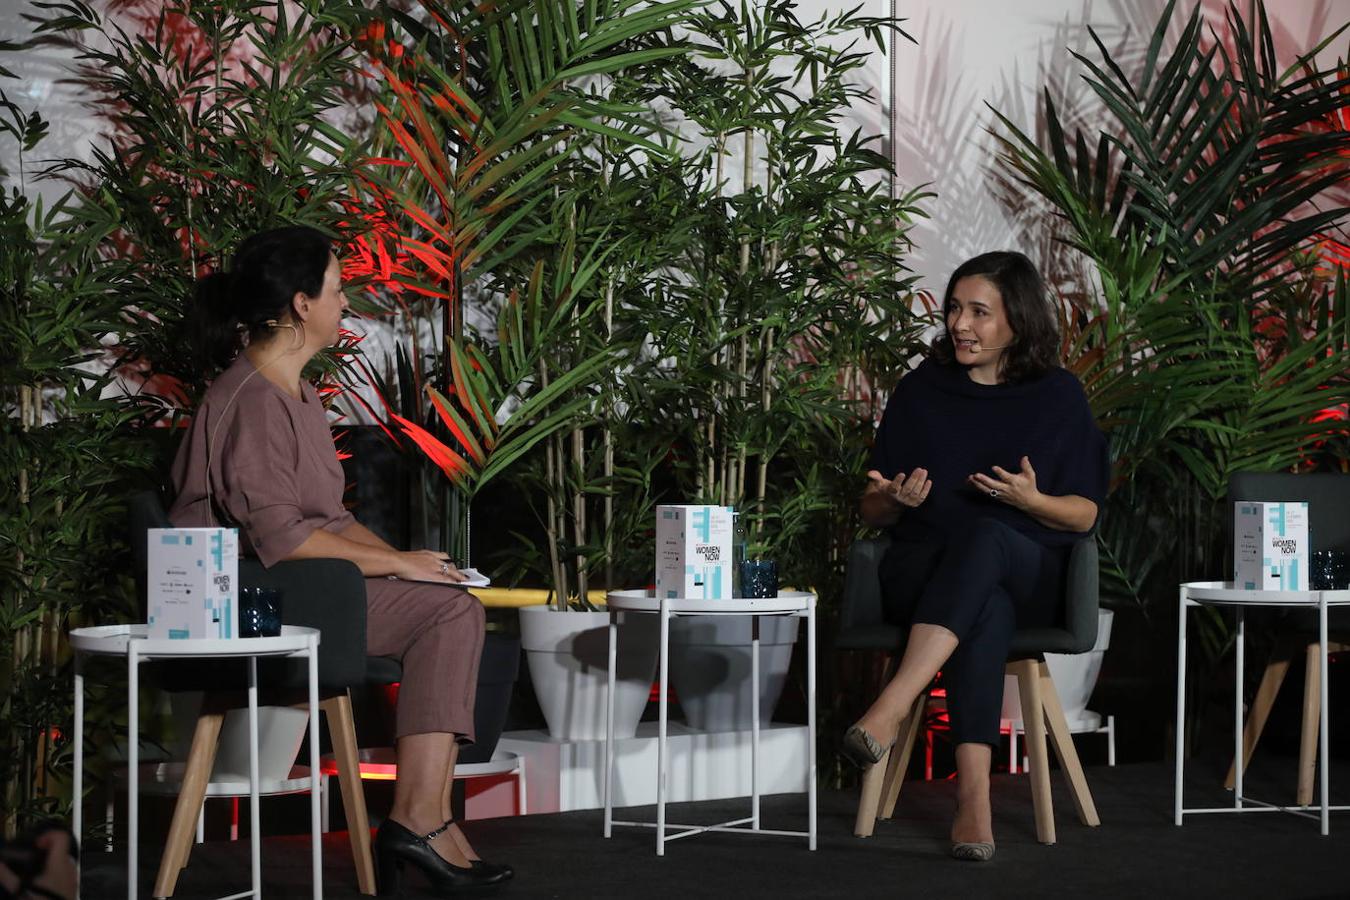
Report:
602,590,816,855
71,624,322,900
1175,582,1350,835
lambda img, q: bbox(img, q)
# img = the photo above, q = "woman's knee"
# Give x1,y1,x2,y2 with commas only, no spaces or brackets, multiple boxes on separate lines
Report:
436,589,485,628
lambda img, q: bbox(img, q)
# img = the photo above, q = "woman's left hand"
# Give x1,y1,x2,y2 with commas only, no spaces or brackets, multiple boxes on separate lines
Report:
968,456,1042,512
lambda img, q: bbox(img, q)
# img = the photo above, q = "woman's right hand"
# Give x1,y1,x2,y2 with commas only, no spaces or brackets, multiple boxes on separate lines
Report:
392,550,468,584
867,468,932,509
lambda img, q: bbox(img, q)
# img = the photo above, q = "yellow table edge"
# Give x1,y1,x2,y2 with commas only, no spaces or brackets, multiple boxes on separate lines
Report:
474,587,609,608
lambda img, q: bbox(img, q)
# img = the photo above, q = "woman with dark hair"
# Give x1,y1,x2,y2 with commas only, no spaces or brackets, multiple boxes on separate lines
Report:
169,225,511,893
842,251,1109,861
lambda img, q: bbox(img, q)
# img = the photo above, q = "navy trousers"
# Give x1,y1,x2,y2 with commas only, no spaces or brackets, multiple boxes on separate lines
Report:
878,517,1069,746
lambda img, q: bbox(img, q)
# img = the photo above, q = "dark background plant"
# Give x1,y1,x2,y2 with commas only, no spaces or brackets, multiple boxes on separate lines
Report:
0,80,155,834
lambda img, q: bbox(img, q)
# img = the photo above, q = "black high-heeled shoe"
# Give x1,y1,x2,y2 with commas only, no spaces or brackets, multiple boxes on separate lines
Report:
472,859,515,881
375,818,509,895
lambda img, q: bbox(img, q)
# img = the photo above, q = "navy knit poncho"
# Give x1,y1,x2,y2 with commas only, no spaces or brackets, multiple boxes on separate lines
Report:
869,357,1111,547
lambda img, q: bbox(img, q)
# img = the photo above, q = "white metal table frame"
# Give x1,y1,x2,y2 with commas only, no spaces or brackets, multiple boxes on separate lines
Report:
1175,581,1350,835
71,624,322,900
602,590,816,855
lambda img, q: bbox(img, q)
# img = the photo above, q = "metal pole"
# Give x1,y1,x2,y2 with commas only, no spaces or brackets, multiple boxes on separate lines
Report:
807,598,817,850
1234,607,1244,806
127,644,139,900
1174,589,1187,826
308,636,322,898
248,656,262,898
657,601,670,856
604,610,617,838
1320,593,1330,835
751,613,760,830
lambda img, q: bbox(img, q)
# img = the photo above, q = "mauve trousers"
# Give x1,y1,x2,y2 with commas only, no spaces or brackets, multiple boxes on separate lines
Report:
879,517,1068,747
365,578,486,741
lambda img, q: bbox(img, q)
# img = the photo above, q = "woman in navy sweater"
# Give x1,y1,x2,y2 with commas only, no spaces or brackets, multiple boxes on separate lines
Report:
843,251,1109,861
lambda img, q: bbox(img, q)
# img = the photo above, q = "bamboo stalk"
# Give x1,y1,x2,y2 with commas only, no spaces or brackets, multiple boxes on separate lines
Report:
566,202,589,607
603,276,615,591
539,360,567,609
695,415,706,498
552,429,570,607
756,326,776,541
572,426,587,605
706,417,716,502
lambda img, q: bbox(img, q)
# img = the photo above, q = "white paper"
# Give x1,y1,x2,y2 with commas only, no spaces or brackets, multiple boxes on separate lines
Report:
392,566,490,588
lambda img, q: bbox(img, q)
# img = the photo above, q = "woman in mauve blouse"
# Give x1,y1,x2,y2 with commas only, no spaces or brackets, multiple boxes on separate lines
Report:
170,226,511,894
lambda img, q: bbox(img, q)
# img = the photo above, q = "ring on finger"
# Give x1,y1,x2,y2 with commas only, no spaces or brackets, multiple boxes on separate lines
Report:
439,561,451,575
988,489,1000,498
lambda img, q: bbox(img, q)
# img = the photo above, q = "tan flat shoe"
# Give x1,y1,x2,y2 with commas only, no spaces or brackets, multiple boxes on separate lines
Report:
841,723,890,768
950,841,996,861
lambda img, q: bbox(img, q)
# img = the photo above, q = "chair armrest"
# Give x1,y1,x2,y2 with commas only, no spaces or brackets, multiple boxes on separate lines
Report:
839,536,894,635
1061,534,1101,655
241,558,368,689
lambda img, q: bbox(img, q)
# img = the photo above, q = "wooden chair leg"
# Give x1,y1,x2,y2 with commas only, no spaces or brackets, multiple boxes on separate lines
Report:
879,691,927,820
323,692,376,895
853,652,901,838
1037,661,1099,827
854,748,889,837
153,708,225,899
1224,646,1292,789
1297,642,1321,807
1011,658,1055,845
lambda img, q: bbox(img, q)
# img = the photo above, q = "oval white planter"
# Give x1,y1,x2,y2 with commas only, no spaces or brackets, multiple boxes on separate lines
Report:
518,606,659,741
669,615,799,732
1001,609,1114,729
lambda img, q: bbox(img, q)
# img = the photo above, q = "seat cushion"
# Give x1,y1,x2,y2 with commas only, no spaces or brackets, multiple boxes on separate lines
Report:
365,655,404,685
1009,626,1082,657
835,624,907,652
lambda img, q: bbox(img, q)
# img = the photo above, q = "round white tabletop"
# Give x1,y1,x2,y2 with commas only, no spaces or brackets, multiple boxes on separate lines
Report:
605,589,814,614
70,623,320,658
1181,581,1350,607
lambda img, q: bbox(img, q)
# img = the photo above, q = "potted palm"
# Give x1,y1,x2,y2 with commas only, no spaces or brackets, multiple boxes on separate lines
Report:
988,0,1350,737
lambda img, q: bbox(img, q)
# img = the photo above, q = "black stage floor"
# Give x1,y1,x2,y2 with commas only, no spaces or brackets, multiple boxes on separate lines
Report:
83,759,1347,899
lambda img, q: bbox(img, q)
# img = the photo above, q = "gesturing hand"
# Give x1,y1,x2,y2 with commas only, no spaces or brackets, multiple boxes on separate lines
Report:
867,467,932,509
968,456,1041,511
393,550,468,584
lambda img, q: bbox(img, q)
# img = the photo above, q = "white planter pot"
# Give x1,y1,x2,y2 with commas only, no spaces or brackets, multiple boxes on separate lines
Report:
669,616,799,732
1002,609,1114,729
169,693,309,781
519,606,659,741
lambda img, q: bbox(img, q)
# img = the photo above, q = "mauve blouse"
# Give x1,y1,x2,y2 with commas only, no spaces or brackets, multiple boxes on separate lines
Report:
169,354,355,566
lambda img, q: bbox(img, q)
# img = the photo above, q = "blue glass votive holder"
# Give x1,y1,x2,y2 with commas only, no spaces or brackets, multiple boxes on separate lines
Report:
239,587,283,638
740,560,778,599
1311,550,1349,591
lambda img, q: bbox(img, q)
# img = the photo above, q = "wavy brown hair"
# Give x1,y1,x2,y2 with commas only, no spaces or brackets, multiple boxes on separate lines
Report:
929,251,1060,383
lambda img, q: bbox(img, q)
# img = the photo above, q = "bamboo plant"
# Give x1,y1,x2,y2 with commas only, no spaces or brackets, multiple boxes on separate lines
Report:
339,0,701,567
0,82,154,834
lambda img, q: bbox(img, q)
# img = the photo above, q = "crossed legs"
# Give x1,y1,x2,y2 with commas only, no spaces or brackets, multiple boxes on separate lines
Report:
855,519,1065,846
854,624,994,843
